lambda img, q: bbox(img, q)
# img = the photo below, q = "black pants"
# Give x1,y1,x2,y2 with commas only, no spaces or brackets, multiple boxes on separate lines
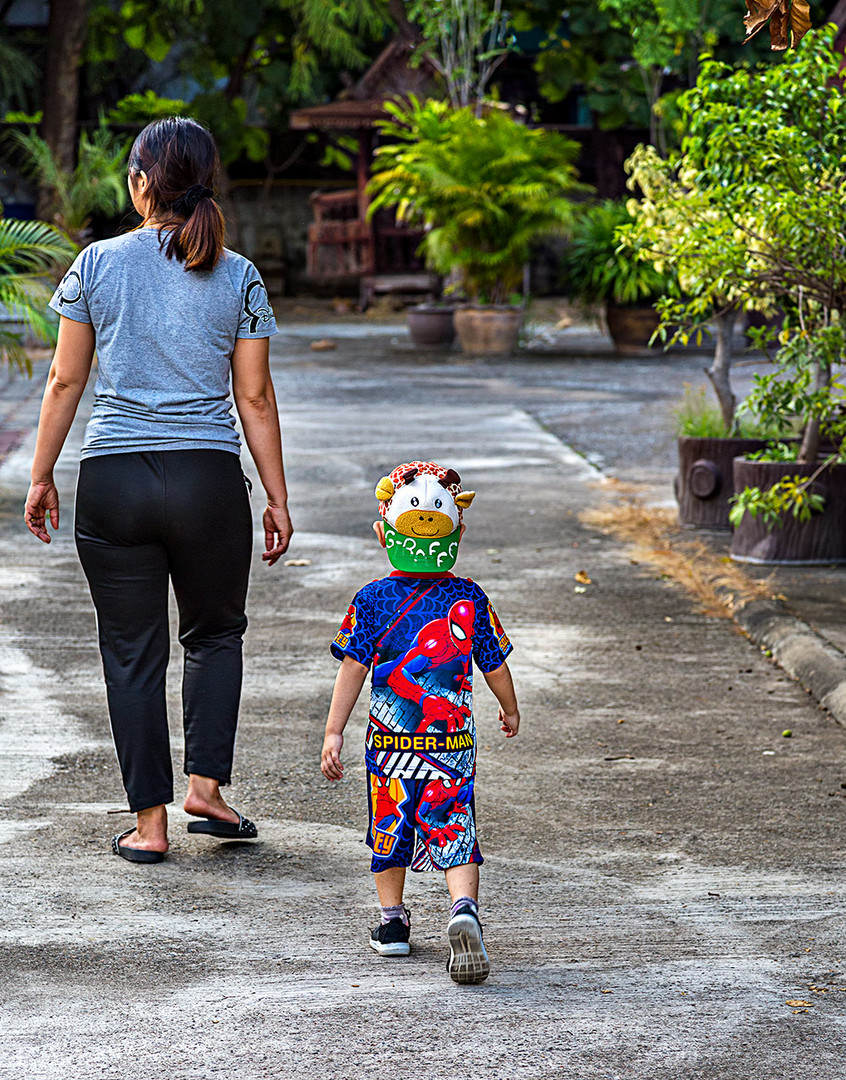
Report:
75,450,253,813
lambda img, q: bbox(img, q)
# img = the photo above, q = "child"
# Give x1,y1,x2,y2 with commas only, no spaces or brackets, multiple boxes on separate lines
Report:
321,461,520,984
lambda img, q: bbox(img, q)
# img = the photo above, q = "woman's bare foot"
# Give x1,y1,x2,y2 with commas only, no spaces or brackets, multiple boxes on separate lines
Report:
183,774,240,824
118,804,169,853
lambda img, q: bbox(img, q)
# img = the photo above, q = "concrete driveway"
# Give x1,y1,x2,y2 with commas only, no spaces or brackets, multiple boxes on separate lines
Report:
0,322,843,1079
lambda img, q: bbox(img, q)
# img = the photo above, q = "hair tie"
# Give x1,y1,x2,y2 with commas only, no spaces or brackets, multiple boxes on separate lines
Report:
177,184,214,214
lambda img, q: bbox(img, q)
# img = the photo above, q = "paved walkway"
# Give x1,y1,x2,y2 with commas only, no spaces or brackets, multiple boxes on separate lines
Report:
0,318,844,1078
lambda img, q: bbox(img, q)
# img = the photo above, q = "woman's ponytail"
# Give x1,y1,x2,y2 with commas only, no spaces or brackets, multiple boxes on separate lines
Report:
129,118,225,271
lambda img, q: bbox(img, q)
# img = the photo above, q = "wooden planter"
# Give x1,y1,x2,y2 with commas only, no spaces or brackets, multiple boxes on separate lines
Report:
406,305,456,347
676,436,771,529
731,458,846,564
605,302,660,355
453,305,522,356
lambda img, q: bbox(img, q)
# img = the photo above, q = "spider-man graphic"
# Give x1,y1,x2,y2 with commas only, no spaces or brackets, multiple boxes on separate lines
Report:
374,600,475,733
415,778,472,848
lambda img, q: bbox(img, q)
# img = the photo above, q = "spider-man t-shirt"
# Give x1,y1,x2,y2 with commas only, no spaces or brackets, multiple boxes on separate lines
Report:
331,572,512,781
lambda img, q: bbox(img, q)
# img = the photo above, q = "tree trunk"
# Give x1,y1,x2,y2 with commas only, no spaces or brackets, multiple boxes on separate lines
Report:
798,357,828,463
38,0,88,218
705,307,737,433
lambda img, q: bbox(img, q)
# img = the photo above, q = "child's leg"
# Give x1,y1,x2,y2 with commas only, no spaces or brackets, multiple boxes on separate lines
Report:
445,862,479,905
375,866,407,907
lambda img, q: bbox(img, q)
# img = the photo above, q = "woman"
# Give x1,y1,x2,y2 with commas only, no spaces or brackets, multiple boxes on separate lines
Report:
24,117,292,864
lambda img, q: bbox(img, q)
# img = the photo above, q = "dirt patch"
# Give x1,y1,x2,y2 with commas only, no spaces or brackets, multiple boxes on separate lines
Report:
581,500,777,618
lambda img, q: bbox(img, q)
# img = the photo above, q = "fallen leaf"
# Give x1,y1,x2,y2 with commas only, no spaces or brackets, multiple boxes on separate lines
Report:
786,1000,813,1007
310,338,337,351
284,558,312,566
574,570,592,585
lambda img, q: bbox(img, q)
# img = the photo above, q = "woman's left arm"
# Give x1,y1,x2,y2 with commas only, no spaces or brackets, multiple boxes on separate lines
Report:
25,316,95,543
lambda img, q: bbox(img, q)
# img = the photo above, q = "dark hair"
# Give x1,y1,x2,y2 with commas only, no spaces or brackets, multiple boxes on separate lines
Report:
129,117,225,271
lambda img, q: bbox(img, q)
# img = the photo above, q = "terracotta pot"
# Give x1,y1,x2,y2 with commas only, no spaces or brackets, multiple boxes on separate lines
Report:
453,305,522,356
731,458,846,564
675,436,773,529
605,302,660,355
406,305,456,347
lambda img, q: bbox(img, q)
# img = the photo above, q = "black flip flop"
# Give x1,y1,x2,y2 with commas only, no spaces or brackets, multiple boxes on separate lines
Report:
111,828,165,864
186,809,257,840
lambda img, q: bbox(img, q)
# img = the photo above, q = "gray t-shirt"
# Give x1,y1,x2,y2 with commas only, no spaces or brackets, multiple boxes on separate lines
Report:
49,229,278,459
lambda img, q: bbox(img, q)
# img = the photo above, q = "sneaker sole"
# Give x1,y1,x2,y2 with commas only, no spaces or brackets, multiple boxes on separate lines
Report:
447,914,490,984
369,938,410,957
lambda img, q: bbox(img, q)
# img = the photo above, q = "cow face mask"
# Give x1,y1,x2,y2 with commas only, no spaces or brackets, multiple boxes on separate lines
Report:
375,461,475,572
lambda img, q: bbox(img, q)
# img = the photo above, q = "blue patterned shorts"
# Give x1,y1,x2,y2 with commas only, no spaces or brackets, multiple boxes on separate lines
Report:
366,772,483,873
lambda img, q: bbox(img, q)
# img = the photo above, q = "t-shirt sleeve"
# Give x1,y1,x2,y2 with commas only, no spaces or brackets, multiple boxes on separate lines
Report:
472,586,513,672
236,261,278,339
330,588,379,668
49,251,92,324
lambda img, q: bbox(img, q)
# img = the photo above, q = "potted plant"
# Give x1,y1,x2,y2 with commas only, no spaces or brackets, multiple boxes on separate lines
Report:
561,199,676,354
667,28,846,563
405,300,457,348
368,96,584,356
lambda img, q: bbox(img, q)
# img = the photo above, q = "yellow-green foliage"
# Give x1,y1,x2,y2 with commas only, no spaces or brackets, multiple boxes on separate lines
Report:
368,97,585,304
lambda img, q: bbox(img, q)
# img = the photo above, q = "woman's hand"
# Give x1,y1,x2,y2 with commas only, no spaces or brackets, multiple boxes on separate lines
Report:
262,503,293,565
25,480,60,544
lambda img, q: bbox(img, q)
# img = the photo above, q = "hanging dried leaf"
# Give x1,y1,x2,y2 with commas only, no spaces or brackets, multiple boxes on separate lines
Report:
789,0,811,46
742,0,812,49
769,2,789,49
743,0,781,40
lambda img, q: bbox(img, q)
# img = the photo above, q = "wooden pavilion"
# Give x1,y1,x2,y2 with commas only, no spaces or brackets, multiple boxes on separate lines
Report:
289,36,440,305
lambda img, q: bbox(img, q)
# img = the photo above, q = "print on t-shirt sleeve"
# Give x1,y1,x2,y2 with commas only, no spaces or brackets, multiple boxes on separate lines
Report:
236,263,278,339
48,252,92,324
471,586,513,672
331,588,378,668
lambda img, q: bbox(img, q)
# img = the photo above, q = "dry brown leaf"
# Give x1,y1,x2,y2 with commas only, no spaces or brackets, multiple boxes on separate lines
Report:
743,0,781,40
786,999,813,1007
310,339,337,351
574,570,593,585
789,0,811,46
769,1,789,49
743,0,811,49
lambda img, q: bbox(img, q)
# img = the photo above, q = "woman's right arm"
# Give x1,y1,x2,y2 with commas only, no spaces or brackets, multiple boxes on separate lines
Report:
25,316,95,544
231,335,293,566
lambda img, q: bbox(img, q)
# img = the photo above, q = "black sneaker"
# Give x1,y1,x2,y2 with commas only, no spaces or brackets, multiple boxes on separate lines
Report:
370,909,411,957
446,905,490,984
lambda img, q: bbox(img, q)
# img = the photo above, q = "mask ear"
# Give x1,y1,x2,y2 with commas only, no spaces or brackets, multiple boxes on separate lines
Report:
375,477,395,502
454,491,475,509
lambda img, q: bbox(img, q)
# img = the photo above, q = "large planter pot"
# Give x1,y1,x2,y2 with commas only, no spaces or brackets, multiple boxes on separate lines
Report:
453,305,522,356
731,458,846,564
605,302,660,355
406,304,456,347
676,436,772,529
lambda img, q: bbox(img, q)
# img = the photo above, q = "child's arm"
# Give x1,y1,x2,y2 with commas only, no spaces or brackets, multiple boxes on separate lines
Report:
321,656,369,780
483,661,520,738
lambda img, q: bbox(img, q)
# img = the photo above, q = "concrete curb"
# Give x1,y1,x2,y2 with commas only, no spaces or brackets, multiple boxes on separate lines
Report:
732,597,846,725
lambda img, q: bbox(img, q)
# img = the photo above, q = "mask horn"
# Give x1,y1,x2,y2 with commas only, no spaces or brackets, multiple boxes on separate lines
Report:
375,477,395,501
454,491,475,509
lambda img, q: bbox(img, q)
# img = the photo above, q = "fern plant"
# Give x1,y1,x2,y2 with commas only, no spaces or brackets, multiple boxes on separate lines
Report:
0,215,76,373
562,199,675,310
368,97,584,304
10,118,129,246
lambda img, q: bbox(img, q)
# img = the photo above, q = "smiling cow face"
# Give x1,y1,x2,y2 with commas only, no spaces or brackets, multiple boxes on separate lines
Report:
375,462,476,573
386,472,459,538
